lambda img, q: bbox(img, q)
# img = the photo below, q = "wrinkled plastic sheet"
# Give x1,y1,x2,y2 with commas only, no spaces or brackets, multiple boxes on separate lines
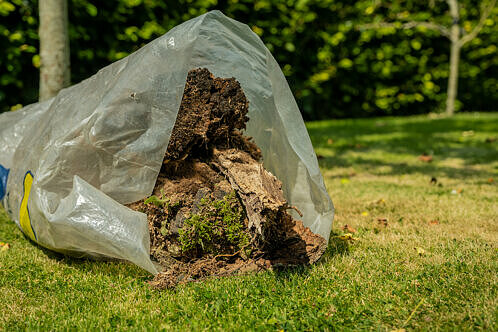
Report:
0,11,334,274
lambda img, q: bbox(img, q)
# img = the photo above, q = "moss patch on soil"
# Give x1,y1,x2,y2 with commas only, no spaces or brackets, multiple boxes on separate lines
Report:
178,190,250,257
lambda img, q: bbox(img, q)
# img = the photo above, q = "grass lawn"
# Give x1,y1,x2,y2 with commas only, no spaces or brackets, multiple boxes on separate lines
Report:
1,112,497,331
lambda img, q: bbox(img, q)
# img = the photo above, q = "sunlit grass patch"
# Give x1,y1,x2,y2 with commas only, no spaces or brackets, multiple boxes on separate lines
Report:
1,113,497,330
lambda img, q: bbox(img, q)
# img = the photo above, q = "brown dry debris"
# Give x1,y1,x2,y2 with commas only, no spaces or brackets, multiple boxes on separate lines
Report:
341,224,357,233
128,68,326,289
418,154,433,163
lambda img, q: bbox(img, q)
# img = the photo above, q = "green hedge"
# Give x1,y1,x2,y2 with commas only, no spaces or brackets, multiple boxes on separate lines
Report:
1,0,496,119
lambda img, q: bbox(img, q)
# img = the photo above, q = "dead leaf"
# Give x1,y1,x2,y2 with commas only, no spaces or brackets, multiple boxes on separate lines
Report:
325,305,337,318
415,247,426,256
337,233,357,242
355,143,364,149
487,178,494,183
367,198,386,207
461,130,474,137
375,198,386,205
0,242,10,252
327,138,334,145
418,154,433,163
341,224,356,233
377,218,388,227
429,220,439,225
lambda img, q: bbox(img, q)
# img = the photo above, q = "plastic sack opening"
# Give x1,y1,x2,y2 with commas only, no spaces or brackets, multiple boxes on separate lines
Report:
0,10,334,274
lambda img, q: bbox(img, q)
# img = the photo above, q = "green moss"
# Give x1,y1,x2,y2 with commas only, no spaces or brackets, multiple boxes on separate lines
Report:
144,189,168,208
178,191,250,257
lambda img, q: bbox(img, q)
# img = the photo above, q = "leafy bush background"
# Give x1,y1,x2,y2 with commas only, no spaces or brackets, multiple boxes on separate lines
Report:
0,0,496,119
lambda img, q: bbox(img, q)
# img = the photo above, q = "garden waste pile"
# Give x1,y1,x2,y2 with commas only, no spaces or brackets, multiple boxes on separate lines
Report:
128,68,326,288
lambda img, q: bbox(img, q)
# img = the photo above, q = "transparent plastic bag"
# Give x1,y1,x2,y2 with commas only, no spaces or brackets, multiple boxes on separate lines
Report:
0,11,334,274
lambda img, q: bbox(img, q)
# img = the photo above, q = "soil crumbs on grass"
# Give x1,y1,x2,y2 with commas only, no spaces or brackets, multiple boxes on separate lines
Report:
127,68,326,289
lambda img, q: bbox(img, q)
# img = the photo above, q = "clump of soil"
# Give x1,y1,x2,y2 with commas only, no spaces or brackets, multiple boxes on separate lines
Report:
128,68,326,289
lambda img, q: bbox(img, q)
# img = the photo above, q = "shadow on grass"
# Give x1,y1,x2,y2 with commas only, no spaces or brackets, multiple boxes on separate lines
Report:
319,155,495,180
21,232,147,279
309,115,496,142
271,231,350,281
324,234,351,257
26,227,350,285
308,114,497,179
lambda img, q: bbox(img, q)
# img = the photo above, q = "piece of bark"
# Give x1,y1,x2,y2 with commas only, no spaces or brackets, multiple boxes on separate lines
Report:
211,148,287,242
211,148,327,264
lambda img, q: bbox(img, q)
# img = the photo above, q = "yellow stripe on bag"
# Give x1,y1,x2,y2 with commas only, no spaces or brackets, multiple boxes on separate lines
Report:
20,171,37,242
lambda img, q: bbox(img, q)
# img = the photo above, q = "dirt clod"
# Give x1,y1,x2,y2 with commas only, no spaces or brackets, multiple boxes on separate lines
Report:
128,68,326,289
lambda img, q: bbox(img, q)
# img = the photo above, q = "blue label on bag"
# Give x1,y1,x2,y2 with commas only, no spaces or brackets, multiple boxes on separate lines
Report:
0,164,9,201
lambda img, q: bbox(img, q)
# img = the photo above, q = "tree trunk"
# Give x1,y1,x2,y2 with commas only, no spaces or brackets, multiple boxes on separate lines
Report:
445,38,460,116
445,0,460,116
39,0,70,101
